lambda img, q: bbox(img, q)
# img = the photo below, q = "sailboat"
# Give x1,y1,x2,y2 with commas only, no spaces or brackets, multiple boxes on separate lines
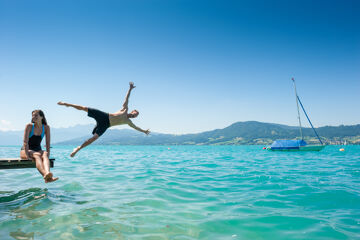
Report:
267,78,325,151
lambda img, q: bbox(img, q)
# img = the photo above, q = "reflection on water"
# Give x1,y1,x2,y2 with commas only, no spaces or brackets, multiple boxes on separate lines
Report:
0,188,50,220
10,230,34,240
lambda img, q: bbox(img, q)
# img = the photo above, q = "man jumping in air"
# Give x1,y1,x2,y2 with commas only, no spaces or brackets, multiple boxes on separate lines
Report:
58,82,150,157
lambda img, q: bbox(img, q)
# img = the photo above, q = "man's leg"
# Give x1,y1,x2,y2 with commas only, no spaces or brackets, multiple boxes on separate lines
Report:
58,102,88,112
70,134,99,157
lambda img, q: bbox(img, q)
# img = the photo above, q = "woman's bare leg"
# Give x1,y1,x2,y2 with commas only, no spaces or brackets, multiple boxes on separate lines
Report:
57,102,88,112
42,152,59,183
20,150,58,183
42,151,51,179
21,149,39,160
20,150,27,159
71,134,99,157
33,152,47,177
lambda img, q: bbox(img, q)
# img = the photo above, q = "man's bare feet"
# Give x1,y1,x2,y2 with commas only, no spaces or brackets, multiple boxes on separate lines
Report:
70,147,80,157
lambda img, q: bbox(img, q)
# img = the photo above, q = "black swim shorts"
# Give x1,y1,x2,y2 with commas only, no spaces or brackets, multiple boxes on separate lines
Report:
88,108,110,136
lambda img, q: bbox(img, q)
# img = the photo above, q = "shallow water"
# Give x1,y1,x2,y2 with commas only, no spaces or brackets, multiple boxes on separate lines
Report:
1,145,359,239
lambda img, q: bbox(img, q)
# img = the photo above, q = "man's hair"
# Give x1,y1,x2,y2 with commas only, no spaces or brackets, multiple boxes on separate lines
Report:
129,110,139,118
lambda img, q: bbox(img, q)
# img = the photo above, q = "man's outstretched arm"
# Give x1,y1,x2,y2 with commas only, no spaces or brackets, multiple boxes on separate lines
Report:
128,121,150,135
122,82,136,111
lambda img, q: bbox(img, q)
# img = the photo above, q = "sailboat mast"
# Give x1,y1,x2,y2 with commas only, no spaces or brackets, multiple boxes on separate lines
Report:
292,78,303,140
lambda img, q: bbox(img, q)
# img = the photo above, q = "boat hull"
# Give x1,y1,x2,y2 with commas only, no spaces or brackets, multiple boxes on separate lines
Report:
267,145,325,151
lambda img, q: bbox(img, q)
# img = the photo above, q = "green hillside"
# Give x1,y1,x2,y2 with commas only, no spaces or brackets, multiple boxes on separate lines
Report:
56,121,360,145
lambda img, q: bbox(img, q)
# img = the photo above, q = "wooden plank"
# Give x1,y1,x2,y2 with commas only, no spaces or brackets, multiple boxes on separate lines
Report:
0,158,55,169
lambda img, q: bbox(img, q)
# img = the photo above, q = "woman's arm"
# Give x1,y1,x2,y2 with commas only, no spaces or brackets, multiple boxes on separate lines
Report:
23,124,31,159
45,125,51,156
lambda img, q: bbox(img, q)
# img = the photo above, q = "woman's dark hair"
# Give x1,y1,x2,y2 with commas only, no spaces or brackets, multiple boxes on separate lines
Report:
32,110,48,125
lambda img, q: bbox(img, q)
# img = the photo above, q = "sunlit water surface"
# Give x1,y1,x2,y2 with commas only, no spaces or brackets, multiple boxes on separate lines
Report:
1,145,359,239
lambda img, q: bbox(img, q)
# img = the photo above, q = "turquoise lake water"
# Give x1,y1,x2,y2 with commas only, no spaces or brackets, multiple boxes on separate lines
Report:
0,145,359,239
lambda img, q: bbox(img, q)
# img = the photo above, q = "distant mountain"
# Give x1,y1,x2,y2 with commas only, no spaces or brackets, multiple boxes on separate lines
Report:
1,121,359,146
54,121,360,145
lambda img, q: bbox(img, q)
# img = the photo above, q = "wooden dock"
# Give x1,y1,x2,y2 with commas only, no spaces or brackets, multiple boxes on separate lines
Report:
0,158,55,169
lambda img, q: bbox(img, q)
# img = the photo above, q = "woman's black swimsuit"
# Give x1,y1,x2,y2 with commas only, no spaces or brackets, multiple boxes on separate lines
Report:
88,108,110,136
22,124,45,151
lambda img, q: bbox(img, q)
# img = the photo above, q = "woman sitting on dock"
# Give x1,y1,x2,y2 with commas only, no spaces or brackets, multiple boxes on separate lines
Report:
20,110,58,183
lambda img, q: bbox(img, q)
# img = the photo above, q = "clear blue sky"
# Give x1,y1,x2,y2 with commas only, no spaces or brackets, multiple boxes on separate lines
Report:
0,0,359,134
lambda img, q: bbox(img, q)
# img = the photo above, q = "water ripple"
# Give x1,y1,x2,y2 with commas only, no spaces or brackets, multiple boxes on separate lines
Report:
0,145,360,239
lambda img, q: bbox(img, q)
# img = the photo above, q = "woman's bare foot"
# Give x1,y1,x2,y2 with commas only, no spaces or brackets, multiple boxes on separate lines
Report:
44,172,59,183
47,177,59,183
44,172,53,183
70,147,81,157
